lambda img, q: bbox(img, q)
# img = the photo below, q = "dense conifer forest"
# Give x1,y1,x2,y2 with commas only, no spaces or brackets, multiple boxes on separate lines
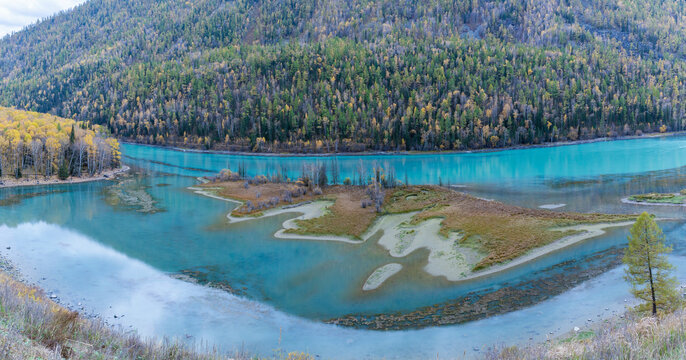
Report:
1,0,685,152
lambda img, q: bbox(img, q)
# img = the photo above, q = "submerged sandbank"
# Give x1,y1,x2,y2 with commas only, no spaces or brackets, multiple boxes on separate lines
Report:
539,203,566,209
363,263,403,291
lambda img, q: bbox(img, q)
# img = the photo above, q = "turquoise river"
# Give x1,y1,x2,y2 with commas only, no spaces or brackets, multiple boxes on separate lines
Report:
2,136,686,359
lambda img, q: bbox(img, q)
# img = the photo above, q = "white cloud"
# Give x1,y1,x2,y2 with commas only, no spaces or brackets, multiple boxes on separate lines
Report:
0,0,86,37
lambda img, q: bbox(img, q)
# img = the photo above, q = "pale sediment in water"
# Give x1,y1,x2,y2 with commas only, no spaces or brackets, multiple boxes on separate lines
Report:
188,186,242,204
375,215,482,281
363,263,403,291
539,203,566,209
105,174,162,213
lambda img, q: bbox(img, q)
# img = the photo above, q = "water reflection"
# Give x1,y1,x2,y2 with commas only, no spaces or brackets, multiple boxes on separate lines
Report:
4,221,684,359
122,136,686,185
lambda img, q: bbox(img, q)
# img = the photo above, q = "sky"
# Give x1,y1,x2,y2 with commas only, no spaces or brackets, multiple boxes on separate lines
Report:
0,0,86,37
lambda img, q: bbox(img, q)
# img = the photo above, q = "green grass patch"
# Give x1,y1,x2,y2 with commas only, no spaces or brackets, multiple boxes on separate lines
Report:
629,192,686,204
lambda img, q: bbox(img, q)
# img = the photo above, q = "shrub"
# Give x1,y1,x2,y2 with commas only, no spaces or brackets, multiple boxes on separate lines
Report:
250,175,268,185
217,169,241,182
282,191,293,203
58,163,70,180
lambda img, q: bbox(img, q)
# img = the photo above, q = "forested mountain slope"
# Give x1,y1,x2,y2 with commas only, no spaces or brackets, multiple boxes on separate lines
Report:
1,0,685,152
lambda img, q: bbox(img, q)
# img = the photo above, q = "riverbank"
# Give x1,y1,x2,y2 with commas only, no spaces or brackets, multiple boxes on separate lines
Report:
0,259,248,360
0,165,130,189
122,130,686,157
487,307,686,360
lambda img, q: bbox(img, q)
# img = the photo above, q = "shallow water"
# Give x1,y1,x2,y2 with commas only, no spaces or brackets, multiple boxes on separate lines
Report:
2,137,686,358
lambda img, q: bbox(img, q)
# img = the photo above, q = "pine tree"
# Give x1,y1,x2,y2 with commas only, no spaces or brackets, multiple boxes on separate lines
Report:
58,162,70,180
623,212,680,315
70,124,76,144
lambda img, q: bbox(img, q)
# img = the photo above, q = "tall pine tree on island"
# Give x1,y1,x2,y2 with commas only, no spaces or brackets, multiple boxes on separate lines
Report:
623,212,681,316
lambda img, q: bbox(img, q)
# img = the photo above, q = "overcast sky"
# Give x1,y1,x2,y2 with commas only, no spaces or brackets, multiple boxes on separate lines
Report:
0,0,86,37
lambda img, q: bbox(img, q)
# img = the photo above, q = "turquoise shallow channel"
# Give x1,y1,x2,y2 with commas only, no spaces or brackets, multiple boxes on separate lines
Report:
2,136,686,359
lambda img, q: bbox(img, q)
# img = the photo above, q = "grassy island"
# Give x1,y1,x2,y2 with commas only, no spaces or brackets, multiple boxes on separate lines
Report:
197,168,635,277
627,190,686,205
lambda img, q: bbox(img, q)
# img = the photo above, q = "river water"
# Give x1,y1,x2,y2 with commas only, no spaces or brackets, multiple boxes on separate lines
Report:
2,137,686,359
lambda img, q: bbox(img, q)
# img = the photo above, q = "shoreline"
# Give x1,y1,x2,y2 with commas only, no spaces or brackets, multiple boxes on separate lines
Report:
0,165,130,189
121,130,686,158
0,228,253,360
0,250,104,323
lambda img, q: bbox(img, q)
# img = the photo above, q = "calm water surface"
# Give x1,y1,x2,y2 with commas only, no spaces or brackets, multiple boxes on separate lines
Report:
2,136,686,359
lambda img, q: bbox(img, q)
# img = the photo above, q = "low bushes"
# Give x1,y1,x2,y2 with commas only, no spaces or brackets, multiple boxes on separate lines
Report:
485,309,686,360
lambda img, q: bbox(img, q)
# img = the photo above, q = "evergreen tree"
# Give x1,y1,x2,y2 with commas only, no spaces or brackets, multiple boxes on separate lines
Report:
623,212,680,315
58,162,70,180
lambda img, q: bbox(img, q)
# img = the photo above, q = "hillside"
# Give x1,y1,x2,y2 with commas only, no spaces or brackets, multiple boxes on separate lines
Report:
1,0,685,152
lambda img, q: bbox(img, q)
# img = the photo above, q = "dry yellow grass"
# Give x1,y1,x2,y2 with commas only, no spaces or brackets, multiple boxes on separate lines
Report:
289,187,378,238
492,308,686,360
0,269,297,359
399,186,633,269
203,181,323,216
203,180,379,236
